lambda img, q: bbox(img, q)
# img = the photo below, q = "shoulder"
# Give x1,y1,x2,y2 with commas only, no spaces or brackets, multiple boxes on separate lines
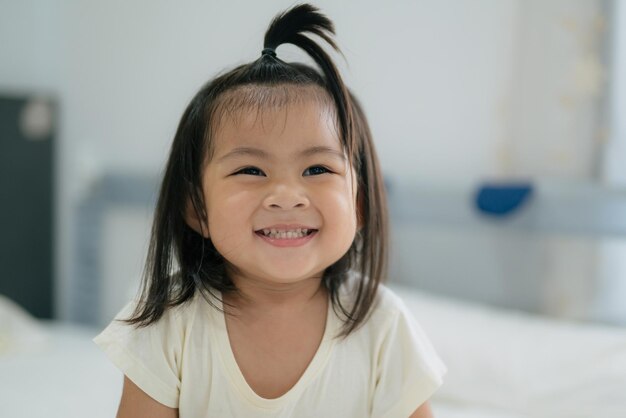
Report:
333,280,412,347
378,284,447,376
374,283,407,315
104,292,204,336
367,284,448,417
345,282,447,376
361,283,410,333
93,291,214,368
93,291,212,409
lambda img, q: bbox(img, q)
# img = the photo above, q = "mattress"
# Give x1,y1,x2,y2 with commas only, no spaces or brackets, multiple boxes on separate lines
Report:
2,287,626,417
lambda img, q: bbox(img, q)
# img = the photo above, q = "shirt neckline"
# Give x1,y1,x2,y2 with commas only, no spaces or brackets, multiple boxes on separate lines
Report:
208,290,338,409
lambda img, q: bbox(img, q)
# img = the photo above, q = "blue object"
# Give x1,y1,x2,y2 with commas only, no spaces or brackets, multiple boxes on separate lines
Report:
475,183,533,216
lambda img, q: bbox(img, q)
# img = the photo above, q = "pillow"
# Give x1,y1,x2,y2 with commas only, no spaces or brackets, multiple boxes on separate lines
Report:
391,284,626,418
0,294,48,355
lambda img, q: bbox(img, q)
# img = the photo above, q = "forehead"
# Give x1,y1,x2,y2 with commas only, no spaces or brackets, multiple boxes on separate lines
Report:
209,85,342,157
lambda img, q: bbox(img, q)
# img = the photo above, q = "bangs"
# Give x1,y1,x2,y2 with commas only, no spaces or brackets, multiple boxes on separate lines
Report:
205,84,342,161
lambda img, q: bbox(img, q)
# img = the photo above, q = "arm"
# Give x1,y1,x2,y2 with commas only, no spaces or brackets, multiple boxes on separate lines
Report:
116,376,179,418
409,400,434,418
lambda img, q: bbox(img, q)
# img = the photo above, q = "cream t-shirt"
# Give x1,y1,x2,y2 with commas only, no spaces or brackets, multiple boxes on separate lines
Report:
94,284,446,417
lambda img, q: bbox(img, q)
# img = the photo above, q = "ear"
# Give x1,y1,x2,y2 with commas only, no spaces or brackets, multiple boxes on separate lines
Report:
184,197,210,238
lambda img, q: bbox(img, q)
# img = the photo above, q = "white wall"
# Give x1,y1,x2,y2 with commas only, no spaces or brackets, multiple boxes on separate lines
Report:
1,0,521,319
1,0,521,182
508,0,607,179
3,0,613,321
52,0,520,181
603,0,626,184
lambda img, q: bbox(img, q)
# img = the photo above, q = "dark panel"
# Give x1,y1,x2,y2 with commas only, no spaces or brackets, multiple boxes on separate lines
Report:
0,95,54,318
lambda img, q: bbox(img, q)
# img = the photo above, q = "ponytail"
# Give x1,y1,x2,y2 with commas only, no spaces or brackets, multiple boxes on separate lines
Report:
261,4,355,161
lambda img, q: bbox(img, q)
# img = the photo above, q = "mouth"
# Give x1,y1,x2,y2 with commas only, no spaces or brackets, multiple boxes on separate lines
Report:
255,228,318,240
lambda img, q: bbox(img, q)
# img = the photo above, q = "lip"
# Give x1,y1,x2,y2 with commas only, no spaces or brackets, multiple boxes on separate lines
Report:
255,224,318,231
254,227,319,248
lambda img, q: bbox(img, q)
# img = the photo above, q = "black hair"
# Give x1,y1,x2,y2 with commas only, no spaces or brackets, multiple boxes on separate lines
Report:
124,3,389,337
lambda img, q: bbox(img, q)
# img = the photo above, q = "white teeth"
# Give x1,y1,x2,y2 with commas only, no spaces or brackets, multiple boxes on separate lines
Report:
259,228,315,239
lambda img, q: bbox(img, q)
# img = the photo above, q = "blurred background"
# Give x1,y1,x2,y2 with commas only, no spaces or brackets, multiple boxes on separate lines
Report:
1,0,626,327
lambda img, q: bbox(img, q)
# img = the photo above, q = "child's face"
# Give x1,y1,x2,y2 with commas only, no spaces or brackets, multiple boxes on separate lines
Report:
198,94,358,286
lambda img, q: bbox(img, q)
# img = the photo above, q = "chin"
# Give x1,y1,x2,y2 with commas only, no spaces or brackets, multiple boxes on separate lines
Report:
253,262,324,282
261,269,319,283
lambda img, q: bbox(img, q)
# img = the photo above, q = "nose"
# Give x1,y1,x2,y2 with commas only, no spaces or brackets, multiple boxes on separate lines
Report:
263,180,310,210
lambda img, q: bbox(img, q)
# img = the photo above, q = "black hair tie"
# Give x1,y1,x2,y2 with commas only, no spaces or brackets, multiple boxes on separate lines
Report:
261,47,277,58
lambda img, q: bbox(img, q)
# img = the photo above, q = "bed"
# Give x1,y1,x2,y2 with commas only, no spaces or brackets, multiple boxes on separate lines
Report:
0,295,120,417
399,285,626,418
2,285,626,418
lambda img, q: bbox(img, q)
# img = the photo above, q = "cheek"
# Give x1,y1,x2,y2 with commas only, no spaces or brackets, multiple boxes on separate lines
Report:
206,188,258,238
324,187,359,230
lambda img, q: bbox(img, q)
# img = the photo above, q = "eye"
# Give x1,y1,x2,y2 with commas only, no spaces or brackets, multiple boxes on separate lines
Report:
303,165,332,176
234,167,265,176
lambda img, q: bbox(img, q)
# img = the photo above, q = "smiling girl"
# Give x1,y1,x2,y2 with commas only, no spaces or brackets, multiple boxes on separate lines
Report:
94,4,446,417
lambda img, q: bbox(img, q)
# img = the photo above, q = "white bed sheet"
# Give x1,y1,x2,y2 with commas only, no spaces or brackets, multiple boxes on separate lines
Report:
0,321,525,418
431,401,530,418
0,322,120,418
392,284,626,418
2,287,626,418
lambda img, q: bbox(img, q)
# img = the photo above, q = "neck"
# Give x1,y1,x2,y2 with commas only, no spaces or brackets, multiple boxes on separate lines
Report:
223,269,327,314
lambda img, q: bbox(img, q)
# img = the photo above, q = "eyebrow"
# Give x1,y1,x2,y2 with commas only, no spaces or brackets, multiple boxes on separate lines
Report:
301,146,346,161
217,147,268,162
217,146,346,162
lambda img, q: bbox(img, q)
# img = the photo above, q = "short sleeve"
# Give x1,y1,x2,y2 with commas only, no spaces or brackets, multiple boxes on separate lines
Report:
371,294,447,418
93,301,186,408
